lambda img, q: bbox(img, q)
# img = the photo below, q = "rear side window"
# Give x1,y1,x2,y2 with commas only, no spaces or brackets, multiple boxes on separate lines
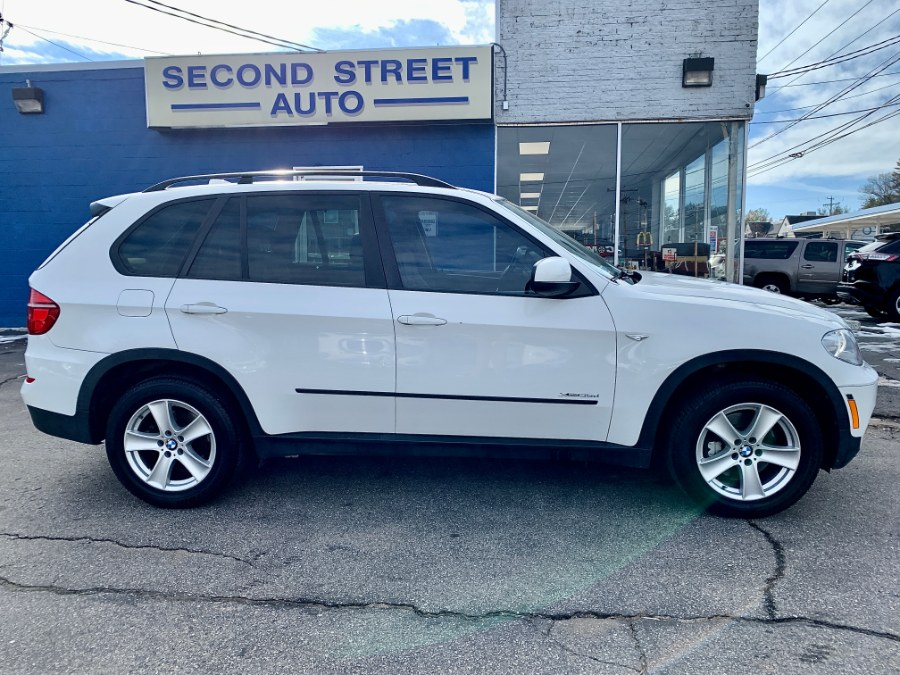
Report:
116,199,214,276
744,241,799,260
187,199,242,281
246,194,365,286
186,193,367,287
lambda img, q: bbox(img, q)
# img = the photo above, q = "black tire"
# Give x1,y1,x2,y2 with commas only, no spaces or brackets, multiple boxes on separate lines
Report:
886,287,900,323
863,305,886,320
105,377,243,508
753,275,789,295
666,380,823,518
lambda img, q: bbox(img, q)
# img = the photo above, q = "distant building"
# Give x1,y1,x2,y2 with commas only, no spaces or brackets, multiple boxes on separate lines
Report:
776,214,824,238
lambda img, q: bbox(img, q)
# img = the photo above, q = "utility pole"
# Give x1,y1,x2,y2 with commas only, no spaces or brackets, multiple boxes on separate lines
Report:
823,196,838,215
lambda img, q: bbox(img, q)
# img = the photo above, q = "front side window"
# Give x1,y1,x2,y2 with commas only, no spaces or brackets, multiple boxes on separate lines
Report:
117,199,214,276
381,195,549,294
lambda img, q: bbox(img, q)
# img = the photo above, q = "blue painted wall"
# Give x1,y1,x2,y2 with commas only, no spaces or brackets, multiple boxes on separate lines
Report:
0,65,495,326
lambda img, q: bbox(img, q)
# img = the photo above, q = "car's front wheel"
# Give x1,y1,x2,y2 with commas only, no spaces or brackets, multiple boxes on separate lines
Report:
105,378,243,507
667,380,822,518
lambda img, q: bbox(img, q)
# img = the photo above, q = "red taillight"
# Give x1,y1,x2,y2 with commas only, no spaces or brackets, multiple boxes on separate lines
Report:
863,253,899,262
27,289,60,335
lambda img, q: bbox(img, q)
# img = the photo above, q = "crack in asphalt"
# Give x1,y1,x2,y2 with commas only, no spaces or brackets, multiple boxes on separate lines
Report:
627,620,649,674
1,574,897,644
747,520,785,620
0,374,25,388
0,532,255,566
541,619,642,673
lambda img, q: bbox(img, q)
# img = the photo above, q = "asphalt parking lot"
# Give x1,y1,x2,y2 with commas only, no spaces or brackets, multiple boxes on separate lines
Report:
0,319,897,674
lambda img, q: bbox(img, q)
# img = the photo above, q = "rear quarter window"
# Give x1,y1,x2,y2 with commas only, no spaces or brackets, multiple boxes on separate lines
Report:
114,199,215,276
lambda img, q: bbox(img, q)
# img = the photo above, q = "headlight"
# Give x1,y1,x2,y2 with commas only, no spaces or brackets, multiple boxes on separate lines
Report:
822,329,863,366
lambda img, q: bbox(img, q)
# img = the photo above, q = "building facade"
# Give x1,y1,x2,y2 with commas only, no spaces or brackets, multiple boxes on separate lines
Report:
0,1,759,326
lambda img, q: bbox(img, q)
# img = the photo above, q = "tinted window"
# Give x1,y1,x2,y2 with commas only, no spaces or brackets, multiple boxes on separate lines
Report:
881,238,900,254
188,200,241,281
247,194,365,286
803,241,837,263
382,195,549,294
185,194,368,286
117,199,213,276
744,240,799,260
856,238,899,255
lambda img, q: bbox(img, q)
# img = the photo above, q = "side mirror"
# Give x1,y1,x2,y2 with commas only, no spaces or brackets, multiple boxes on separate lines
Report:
528,257,581,298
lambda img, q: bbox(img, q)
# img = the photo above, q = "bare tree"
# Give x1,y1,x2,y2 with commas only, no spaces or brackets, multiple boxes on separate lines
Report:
860,165,900,208
744,207,771,224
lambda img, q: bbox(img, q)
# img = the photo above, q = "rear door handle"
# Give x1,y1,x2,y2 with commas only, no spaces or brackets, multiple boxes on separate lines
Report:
397,314,447,326
800,264,815,269
180,302,227,315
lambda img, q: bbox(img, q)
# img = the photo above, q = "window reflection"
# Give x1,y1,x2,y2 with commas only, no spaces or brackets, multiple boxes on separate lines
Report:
497,121,746,282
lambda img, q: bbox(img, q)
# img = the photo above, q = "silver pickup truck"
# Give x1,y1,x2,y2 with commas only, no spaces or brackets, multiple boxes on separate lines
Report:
742,238,865,300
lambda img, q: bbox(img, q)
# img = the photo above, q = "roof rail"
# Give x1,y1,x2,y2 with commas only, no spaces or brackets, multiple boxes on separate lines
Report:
143,169,455,192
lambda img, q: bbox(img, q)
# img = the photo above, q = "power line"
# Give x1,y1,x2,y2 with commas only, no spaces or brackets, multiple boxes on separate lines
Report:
768,33,900,78
748,106,900,178
753,80,900,113
122,0,322,52
750,93,900,170
749,101,900,124
757,0,832,64
14,24,94,61
15,22,170,56
749,96,900,175
772,0,876,74
772,69,900,87
750,50,900,149
766,7,900,97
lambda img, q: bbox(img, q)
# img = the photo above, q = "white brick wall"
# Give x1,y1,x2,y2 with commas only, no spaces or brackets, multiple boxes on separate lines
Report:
495,0,759,123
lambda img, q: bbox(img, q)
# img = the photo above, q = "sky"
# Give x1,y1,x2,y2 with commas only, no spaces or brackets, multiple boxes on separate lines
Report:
0,0,897,221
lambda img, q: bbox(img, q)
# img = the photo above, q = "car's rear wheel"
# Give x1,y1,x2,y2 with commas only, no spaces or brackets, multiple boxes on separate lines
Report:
105,378,242,507
667,380,822,518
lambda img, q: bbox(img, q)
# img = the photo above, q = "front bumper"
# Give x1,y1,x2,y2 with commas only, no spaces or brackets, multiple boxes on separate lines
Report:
836,281,884,307
829,378,878,469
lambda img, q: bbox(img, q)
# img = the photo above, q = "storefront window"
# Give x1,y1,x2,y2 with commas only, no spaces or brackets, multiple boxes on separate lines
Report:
496,124,619,259
497,121,746,281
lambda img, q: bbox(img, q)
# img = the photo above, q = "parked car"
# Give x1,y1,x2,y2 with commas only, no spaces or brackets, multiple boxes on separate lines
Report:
742,237,865,300
837,232,900,322
21,170,878,517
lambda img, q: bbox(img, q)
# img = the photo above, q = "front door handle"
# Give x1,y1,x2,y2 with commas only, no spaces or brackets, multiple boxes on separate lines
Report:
180,302,228,315
397,314,447,326
800,264,815,269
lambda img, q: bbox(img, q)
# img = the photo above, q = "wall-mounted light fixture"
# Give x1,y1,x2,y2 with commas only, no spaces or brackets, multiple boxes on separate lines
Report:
682,57,714,87
755,74,768,101
12,79,44,114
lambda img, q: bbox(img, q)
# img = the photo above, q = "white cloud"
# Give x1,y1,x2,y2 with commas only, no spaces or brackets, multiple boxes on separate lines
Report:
0,0,494,63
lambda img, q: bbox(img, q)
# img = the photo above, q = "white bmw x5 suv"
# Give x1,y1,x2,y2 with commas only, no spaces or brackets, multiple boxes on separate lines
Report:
21,170,878,517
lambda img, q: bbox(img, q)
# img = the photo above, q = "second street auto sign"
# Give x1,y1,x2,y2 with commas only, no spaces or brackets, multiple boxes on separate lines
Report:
144,46,492,128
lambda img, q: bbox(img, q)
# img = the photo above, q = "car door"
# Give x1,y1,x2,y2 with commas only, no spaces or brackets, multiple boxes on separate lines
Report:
797,240,840,295
373,192,617,442
165,191,395,436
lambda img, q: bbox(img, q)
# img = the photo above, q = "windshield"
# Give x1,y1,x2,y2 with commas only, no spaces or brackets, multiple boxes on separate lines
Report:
494,198,621,280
